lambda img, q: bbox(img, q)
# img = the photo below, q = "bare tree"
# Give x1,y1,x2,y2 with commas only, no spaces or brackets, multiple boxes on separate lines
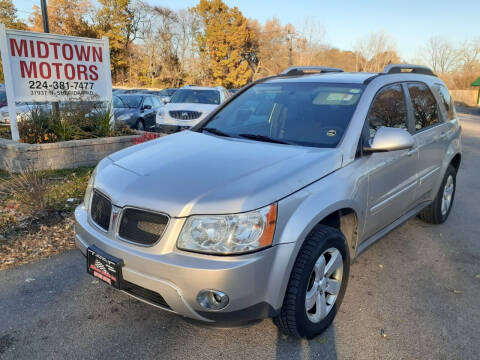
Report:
354,31,399,72
294,19,327,66
458,38,480,72
420,36,459,73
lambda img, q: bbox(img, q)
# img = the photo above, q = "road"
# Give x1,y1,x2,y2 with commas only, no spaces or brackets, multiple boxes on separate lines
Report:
1,112,479,360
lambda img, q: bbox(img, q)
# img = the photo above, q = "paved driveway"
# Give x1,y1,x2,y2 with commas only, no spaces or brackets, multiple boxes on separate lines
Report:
1,113,479,360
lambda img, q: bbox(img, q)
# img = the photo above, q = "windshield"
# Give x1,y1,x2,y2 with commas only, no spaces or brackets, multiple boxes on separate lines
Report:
113,96,129,108
170,89,220,105
203,82,364,148
118,95,142,108
160,88,176,96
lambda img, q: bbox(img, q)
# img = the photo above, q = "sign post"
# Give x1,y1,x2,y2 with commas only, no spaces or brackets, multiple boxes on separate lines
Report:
0,24,20,141
0,25,112,141
102,36,114,126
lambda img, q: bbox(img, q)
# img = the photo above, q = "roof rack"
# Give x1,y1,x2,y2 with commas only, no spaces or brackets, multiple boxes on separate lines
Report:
363,64,436,84
279,66,344,76
381,64,435,76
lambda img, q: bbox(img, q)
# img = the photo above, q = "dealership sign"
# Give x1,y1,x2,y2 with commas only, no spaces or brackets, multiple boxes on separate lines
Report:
0,25,112,141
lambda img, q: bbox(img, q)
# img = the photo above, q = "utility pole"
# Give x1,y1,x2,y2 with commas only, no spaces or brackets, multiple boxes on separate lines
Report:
40,0,50,33
40,0,60,115
40,0,60,116
287,29,293,67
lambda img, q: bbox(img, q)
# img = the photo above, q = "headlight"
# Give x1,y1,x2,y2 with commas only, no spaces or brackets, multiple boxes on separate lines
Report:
117,114,131,121
83,166,98,211
177,204,277,255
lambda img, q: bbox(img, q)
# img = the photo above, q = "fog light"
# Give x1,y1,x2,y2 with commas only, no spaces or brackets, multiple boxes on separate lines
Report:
197,289,229,310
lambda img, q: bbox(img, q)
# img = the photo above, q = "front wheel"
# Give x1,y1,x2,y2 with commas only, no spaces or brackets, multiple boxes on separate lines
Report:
136,119,145,131
418,165,457,224
273,225,350,339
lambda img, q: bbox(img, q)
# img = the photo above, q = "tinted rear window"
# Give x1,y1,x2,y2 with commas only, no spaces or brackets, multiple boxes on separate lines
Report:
204,82,364,148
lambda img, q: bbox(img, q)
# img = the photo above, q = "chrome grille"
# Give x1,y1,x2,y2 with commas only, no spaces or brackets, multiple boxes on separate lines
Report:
118,208,169,245
91,191,111,231
169,110,202,120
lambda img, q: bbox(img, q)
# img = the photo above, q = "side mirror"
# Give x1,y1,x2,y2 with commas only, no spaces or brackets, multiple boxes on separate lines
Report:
161,97,170,104
142,104,152,110
364,127,414,153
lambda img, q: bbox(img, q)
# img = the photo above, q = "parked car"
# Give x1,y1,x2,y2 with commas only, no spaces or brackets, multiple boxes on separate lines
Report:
112,88,128,95
75,64,461,338
113,94,163,131
0,101,51,126
157,88,178,104
0,90,7,108
156,85,230,133
121,89,145,94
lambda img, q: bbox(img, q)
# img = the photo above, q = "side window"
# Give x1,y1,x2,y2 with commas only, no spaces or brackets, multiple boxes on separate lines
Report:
407,83,441,131
152,96,161,108
143,97,153,108
434,84,454,120
367,84,408,139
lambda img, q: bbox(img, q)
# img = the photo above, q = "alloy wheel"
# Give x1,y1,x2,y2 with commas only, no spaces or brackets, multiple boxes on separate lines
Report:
305,247,343,323
441,175,454,216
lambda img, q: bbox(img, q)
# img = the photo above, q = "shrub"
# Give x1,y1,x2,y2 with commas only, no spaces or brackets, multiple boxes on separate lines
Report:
0,167,50,217
18,108,58,144
0,167,93,219
16,103,134,144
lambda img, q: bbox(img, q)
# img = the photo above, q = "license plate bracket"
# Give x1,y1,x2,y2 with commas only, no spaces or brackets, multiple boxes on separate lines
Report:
87,245,124,289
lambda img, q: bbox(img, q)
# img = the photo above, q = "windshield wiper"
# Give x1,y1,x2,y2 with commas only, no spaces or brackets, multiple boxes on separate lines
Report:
202,127,232,137
238,133,290,144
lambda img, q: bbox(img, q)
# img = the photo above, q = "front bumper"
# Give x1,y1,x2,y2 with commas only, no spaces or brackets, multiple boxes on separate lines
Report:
74,205,294,324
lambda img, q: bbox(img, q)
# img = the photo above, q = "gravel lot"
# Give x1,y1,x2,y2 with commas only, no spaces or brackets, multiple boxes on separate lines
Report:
0,112,479,360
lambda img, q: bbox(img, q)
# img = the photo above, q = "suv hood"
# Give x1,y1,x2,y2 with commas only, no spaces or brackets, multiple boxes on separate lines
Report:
95,131,342,217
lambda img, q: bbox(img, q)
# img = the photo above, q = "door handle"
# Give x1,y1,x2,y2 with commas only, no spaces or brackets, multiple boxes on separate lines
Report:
439,131,448,140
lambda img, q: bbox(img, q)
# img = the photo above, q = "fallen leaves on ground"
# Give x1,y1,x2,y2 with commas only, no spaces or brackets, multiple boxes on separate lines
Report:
0,214,75,271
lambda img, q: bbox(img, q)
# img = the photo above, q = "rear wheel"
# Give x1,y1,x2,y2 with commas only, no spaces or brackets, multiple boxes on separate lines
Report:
273,225,349,339
419,165,456,224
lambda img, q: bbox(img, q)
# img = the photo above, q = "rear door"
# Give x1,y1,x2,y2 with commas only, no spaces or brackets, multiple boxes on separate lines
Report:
363,84,418,239
405,82,451,204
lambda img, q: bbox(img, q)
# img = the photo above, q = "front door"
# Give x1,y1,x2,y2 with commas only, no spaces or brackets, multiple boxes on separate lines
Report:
142,96,156,130
362,84,418,239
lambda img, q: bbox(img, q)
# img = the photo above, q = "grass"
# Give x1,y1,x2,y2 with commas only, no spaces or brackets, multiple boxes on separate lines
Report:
0,169,9,180
44,167,93,212
0,166,93,269
0,167,93,231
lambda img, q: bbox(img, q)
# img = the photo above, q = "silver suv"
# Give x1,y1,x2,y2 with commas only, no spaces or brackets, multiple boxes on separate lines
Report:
75,65,461,338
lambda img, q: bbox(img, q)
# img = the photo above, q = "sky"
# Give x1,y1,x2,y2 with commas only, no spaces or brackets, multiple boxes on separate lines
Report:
13,0,480,61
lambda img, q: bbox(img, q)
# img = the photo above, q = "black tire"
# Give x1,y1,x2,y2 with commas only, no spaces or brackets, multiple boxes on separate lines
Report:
136,119,145,131
418,165,456,224
273,225,350,339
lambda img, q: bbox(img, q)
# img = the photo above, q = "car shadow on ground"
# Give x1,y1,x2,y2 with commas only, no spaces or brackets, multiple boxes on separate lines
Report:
0,113,478,360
